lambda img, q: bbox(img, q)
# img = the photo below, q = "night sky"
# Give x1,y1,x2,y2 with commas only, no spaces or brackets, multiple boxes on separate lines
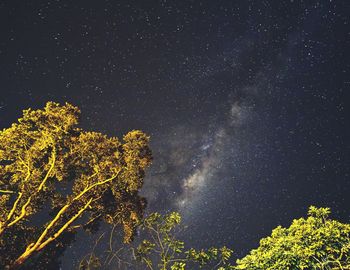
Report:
0,0,349,267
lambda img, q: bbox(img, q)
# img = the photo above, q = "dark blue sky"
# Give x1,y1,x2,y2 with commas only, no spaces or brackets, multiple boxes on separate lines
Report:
0,0,349,267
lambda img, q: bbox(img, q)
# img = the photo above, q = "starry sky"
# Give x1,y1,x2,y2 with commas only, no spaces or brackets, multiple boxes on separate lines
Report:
0,0,349,266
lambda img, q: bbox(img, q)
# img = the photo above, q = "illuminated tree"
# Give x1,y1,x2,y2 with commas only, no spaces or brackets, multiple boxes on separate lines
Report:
0,102,152,268
235,206,350,270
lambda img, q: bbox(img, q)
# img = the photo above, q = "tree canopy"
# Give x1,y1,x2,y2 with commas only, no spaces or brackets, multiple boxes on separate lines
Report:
235,206,350,270
79,211,234,270
134,212,233,270
0,102,152,268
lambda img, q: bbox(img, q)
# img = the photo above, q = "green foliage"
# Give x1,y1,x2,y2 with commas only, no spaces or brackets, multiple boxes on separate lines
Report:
79,253,102,270
79,207,349,270
235,206,350,270
134,211,233,270
0,102,152,268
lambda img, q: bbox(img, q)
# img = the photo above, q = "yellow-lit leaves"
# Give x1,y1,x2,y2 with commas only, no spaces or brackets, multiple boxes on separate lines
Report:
19,101,80,134
236,206,350,270
0,102,152,266
121,130,152,192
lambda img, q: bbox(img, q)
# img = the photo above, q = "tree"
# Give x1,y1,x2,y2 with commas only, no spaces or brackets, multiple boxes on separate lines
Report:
235,206,350,270
134,212,233,270
0,102,152,268
78,211,234,270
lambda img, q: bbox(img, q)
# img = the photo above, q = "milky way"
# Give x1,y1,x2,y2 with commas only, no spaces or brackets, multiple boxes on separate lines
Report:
141,100,253,213
173,102,251,212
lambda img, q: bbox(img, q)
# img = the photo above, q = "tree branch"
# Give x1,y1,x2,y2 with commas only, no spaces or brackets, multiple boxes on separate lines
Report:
73,170,121,202
0,189,16,194
6,192,23,221
37,147,56,191
37,198,93,251
14,198,93,266
13,170,121,266
8,197,32,227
